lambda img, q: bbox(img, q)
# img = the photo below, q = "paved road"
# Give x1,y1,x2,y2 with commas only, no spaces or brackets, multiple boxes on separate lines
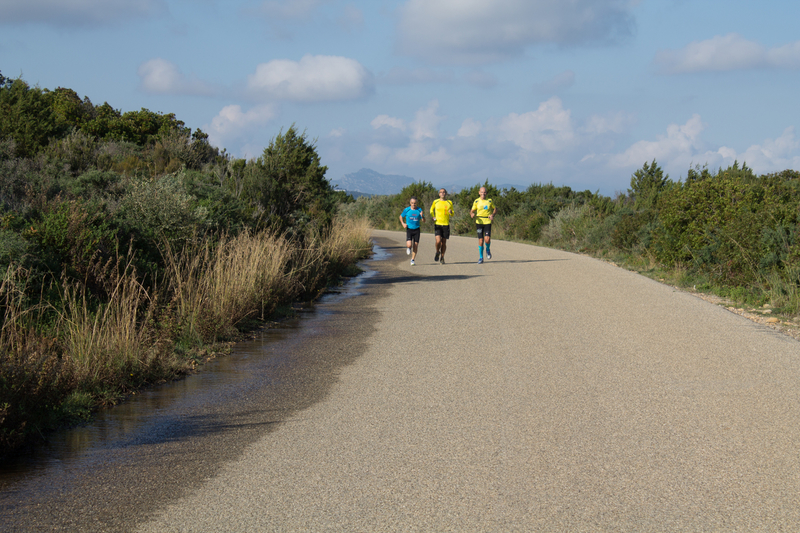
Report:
131,230,800,532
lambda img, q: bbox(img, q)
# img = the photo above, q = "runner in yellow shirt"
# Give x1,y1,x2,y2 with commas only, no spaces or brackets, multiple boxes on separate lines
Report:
430,188,454,265
470,186,497,264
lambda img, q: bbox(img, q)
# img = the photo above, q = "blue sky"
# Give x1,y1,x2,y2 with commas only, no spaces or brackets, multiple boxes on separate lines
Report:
3,0,799,194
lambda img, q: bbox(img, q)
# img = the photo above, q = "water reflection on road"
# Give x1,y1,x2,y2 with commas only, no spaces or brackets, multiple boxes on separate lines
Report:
0,245,386,488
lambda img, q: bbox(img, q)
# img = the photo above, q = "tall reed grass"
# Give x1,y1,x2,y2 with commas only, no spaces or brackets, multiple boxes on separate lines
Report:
163,229,296,345
59,261,159,390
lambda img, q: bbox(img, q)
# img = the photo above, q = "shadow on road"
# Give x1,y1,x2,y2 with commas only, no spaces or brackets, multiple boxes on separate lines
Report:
366,274,479,285
105,411,284,450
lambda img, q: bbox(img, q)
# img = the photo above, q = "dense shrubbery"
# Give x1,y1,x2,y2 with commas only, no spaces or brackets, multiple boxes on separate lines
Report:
345,160,800,315
0,74,371,454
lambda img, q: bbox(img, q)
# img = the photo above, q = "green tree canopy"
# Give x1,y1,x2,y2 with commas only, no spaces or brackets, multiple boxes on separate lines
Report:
251,126,336,235
0,75,59,157
629,159,669,210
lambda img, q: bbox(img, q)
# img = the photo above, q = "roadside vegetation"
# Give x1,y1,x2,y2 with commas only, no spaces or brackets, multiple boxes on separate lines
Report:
0,74,371,455
340,162,800,320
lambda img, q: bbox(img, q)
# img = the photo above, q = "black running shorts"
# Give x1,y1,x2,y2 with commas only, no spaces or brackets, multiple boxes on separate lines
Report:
434,225,450,239
406,227,421,243
476,224,492,238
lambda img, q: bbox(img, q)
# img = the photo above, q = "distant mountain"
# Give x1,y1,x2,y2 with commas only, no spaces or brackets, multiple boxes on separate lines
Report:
332,168,416,196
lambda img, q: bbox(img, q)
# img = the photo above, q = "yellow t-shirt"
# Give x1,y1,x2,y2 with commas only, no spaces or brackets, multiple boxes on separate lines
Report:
430,199,454,225
471,198,495,224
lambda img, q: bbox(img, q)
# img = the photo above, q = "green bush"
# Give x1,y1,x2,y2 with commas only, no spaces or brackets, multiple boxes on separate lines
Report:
46,130,99,175
0,229,29,269
118,175,203,244
655,174,765,284
25,198,116,298
503,210,549,241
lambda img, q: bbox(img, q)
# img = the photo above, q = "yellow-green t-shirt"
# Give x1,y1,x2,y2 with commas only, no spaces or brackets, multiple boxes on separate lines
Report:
471,198,495,224
430,199,454,225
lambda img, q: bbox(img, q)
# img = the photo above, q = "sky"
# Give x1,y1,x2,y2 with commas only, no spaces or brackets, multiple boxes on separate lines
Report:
2,0,800,195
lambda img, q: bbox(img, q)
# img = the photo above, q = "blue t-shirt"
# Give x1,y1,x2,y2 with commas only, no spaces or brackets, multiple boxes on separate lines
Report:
401,206,424,229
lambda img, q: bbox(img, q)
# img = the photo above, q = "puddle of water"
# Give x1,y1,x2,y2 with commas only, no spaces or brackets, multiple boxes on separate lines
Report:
0,245,387,486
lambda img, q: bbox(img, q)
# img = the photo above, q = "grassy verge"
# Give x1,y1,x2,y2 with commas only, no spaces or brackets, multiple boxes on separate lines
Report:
0,216,372,456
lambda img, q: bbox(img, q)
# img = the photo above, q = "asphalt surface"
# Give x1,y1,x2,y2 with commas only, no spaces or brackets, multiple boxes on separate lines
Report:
4,230,800,531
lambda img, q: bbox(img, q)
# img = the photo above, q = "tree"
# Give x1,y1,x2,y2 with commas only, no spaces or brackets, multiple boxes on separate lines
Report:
686,163,712,184
629,159,668,210
0,76,59,157
254,126,336,235
50,87,94,132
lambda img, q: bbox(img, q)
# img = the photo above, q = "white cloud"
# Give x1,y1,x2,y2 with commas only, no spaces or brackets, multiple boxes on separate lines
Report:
394,143,450,165
366,101,450,166
604,116,800,183
396,0,635,65
409,100,445,141
656,34,800,74
205,104,277,151
611,114,705,168
457,118,482,138
0,0,164,27
365,143,393,164
493,97,575,152
732,127,800,171
371,115,407,131
246,55,373,102
138,58,216,96
581,111,635,135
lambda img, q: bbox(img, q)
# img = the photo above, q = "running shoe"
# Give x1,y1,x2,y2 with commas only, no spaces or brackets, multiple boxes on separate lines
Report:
478,258,483,264
406,247,411,255
410,259,415,265
487,251,492,260
434,251,440,262
440,257,445,265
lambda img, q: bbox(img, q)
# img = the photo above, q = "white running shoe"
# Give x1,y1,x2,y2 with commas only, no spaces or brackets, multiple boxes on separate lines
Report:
410,259,415,265
406,247,411,255
487,251,492,260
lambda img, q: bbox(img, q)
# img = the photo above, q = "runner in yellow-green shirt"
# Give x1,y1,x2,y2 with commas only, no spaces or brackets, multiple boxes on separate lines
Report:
470,186,497,264
430,188,454,265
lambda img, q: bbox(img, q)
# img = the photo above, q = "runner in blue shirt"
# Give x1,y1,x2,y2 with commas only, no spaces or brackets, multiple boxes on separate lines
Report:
400,197,425,266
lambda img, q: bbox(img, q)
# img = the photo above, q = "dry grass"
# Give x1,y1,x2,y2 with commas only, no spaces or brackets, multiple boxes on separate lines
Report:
294,216,372,297
325,216,373,265
163,229,296,344
59,263,158,388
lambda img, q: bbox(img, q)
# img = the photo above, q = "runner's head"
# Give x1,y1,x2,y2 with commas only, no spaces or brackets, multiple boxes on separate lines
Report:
439,188,447,199
409,197,418,208
479,187,487,198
